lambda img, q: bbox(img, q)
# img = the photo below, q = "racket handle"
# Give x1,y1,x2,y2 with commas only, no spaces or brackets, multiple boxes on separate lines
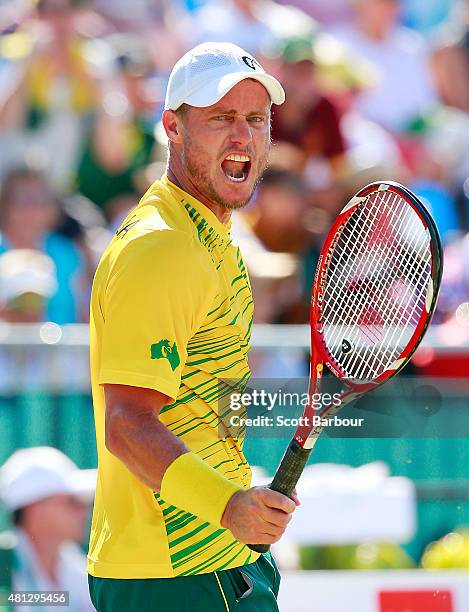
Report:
247,440,311,554
269,439,311,497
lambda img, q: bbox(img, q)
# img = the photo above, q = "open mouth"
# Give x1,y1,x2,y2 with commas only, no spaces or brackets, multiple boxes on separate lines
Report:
221,154,251,183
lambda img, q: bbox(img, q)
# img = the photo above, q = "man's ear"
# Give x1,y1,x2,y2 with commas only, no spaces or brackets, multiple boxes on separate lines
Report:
162,110,184,144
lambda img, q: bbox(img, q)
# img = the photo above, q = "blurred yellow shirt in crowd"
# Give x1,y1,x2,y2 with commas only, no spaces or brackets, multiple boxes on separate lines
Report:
87,175,257,578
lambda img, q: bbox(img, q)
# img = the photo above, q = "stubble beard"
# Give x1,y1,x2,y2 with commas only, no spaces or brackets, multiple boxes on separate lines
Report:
182,136,270,211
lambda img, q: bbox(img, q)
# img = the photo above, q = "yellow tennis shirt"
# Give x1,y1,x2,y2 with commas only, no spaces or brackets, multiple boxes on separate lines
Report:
87,175,258,578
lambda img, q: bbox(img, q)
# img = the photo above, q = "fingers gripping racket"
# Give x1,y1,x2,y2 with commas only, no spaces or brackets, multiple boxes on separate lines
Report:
249,181,443,553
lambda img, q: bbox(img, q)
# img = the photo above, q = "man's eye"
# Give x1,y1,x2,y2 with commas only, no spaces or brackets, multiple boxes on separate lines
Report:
249,116,265,123
214,115,230,121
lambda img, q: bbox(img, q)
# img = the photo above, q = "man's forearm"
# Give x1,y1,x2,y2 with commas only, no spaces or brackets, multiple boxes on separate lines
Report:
105,403,189,491
106,402,242,527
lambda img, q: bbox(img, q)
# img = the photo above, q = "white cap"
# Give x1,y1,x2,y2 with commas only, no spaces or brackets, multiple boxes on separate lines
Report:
0,249,57,305
165,42,285,111
0,447,97,511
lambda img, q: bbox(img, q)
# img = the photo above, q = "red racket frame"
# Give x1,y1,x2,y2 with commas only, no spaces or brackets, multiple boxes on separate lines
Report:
294,181,442,447
248,181,442,553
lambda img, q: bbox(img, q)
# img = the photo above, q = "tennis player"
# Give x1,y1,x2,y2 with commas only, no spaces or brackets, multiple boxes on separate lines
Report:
87,42,296,611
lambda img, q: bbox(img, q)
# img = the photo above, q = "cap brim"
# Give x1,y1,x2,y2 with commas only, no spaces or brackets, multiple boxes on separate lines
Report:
185,71,285,108
69,468,97,504
0,468,97,511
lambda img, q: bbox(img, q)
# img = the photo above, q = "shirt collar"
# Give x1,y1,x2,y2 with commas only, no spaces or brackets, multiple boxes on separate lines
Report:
161,174,233,238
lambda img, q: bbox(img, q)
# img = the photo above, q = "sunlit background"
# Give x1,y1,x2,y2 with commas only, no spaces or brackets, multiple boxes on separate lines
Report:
0,0,468,610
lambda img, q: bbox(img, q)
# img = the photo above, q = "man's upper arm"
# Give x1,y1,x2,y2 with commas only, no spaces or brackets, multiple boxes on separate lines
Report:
99,231,216,402
104,384,170,420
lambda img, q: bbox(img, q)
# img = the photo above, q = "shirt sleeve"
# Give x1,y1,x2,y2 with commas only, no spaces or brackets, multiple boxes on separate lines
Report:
98,230,216,401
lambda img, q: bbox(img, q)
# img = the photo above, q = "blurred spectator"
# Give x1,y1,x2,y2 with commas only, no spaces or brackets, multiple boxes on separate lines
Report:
0,447,96,612
402,0,455,35
0,0,97,190
435,232,469,322
0,248,89,391
330,0,437,133
179,0,207,10
340,98,403,190
103,193,136,234
412,181,460,244
0,0,33,34
188,0,314,55
189,0,279,54
0,249,56,323
90,1,185,72
233,169,314,324
248,169,313,257
271,37,347,189
92,0,161,27
232,169,314,376
422,529,469,568
92,0,189,29
75,34,157,210
432,0,469,113
0,168,84,323
275,0,353,26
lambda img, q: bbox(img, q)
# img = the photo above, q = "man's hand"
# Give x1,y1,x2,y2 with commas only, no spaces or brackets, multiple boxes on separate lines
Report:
221,487,296,545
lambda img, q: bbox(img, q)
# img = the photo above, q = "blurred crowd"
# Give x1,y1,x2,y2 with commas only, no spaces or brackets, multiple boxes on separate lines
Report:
0,446,96,611
0,0,468,337
1,4,469,606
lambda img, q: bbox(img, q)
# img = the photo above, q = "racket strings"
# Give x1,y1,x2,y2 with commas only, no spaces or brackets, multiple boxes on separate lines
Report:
362,236,430,378
323,193,412,332
352,232,430,380
326,217,408,373
324,193,388,307
323,192,405,348
328,198,430,379
320,190,432,381
332,209,429,379
341,200,429,378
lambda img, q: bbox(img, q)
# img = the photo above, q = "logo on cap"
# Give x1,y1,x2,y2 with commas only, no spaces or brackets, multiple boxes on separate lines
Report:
242,56,260,71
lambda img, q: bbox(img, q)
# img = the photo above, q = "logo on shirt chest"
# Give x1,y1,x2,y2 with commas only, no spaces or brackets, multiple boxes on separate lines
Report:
150,339,180,371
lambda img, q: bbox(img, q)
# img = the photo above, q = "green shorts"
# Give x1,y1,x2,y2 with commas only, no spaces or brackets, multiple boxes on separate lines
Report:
88,553,280,612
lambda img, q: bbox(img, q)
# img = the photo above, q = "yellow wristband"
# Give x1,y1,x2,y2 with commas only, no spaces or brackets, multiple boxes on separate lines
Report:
160,452,242,528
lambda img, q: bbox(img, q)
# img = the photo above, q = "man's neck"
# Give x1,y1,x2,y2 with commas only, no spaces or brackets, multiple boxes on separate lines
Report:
166,166,232,227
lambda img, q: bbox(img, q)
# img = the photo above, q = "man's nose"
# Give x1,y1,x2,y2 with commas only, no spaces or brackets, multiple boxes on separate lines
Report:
229,116,252,147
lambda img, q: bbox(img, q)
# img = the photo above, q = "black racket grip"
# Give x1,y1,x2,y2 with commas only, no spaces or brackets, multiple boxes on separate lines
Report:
248,440,311,554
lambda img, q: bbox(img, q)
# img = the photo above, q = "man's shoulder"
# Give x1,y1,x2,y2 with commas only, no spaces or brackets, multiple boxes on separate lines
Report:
131,179,194,233
99,179,220,284
102,213,214,289
106,223,211,279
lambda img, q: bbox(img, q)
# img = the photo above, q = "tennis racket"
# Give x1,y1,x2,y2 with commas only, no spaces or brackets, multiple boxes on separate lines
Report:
248,181,443,553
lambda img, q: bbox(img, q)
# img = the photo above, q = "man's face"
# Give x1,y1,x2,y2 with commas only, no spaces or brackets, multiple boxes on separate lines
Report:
172,79,271,210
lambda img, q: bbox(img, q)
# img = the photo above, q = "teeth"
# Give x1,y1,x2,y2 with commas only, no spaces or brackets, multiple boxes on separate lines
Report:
225,154,250,162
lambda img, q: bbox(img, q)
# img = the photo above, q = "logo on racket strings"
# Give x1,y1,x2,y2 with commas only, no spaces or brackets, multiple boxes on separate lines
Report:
341,339,353,354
